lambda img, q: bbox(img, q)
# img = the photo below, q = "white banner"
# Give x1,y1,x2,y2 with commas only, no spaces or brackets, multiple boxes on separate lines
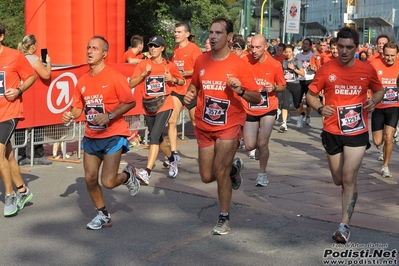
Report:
285,0,301,34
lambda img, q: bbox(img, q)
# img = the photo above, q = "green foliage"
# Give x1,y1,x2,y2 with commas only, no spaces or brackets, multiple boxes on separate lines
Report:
0,0,25,49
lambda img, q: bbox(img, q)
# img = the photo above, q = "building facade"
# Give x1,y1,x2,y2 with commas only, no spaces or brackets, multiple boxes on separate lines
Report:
302,0,399,44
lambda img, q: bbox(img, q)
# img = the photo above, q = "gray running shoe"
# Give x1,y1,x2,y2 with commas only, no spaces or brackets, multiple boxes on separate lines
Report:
136,168,150,185
296,114,304,128
18,157,31,166
255,173,269,187
211,216,230,235
123,165,140,196
381,166,392,178
4,194,18,217
305,116,311,126
163,154,182,167
16,187,33,210
168,154,180,178
332,223,350,243
33,156,52,165
377,152,384,161
231,158,243,190
86,210,112,230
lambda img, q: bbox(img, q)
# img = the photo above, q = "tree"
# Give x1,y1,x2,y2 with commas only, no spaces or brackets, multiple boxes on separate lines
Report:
0,0,25,49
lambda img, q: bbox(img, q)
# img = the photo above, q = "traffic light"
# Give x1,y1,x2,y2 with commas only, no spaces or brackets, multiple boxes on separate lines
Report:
370,29,376,38
363,30,368,38
262,27,268,35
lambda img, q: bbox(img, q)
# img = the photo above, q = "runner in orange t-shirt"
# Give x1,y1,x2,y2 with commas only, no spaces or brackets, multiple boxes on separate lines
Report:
307,27,384,244
0,20,37,217
273,43,287,63
370,34,389,62
62,36,140,230
370,41,399,177
184,18,260,236
241,34,286,187
165,22,203,168
130,35,184,181
122,35,145,64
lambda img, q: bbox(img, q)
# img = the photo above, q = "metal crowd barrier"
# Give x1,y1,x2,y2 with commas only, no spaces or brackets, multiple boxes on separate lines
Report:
12,112,196,167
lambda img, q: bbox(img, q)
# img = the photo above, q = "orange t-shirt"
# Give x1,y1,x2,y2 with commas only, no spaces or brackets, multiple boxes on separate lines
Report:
171,42,202,95
241,55,286,115
371,58,399,108
369,52,381,62
132,58,183,116
122,49,144,63
321,54,336,65
72,65,136,138
309,59,382,136
0,47,35,123
191,52,258,131
310,53,322,70
273,54,287,63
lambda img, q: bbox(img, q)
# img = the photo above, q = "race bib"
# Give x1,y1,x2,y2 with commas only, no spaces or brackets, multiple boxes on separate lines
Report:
145,75,166,96
249,90,269,109
85,103,107,130
0,71,5,96
382,86,398,104
284,69,296,82
337,103,365,134
202,96,229,126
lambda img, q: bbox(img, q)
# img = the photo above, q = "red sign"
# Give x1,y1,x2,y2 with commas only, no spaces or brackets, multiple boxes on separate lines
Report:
17,63,143,129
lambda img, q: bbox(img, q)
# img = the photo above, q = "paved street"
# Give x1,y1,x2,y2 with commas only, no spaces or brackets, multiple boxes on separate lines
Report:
1,112,399,266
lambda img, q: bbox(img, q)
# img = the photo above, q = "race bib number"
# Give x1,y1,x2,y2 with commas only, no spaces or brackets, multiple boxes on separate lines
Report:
284,70,296,82
203,96,229,126
337,103,365,134
145,75,166,96
382,86,398,104
0,71,5,96
85,103,107,130
249,90,269,109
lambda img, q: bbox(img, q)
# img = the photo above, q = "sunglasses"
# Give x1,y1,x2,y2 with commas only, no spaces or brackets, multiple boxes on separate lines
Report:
148,43,161,48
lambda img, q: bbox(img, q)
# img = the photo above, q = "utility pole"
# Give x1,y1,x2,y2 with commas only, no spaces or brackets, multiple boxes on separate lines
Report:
244,0,251,38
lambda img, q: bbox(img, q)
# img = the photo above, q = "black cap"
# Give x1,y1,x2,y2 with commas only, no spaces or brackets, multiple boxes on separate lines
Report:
148,36,166,47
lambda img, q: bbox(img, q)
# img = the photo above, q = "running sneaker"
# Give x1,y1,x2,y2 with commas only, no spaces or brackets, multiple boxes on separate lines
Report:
296,114,304,128
248,149,256,159
279,121,287,132
377,152,384,162
123,165,140,196
86,210,112,230
163,154,182,167
332,223,350,243
16,186,33,210
305,116,311,126
168,154,180,178
136,168,151,185
231,158,243,190
276,108,281,121
381,166,392,178
4,194,18,217
255,173,269,187
211,216,230,235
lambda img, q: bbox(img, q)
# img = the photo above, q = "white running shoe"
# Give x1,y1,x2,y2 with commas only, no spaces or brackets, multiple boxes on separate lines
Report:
296,114,304,128
248,149,256,159
381,166,392,178
279,122,287,132
168,154,180,178
255,173,269,187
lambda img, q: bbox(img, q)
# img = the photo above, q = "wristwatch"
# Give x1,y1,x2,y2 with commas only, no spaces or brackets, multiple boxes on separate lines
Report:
108,113,114,120
317,106,324,115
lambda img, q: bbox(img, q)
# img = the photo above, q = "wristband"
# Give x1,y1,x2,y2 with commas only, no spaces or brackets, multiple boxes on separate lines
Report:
17,88,23,96
174,78,178,85
237,90,245,97
317,106,324,115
